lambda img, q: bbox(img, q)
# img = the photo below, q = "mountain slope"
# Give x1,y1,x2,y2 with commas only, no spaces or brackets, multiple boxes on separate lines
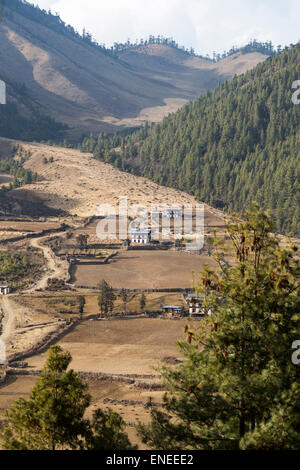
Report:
0,0,268,139
93,44,300,235
0,137,225,228
0,76,67,141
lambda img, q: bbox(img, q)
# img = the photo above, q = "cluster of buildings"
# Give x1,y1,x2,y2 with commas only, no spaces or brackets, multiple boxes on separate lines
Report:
151,207,182,219
129,206,183,244
161,294,212,318
185,293,212,317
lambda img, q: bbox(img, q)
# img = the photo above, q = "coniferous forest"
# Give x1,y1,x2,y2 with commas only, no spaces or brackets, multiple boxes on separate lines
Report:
85,44,300,236
0,79,68,141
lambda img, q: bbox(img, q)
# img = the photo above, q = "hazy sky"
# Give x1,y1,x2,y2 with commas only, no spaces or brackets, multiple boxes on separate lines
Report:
33,0,300,55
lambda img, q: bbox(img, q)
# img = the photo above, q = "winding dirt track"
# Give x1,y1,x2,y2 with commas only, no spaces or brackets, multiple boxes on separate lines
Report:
0,233,69,359
0,296,18,344
25,234,69,292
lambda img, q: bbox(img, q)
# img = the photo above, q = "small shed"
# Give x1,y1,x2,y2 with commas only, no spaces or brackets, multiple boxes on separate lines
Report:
0,286,10,295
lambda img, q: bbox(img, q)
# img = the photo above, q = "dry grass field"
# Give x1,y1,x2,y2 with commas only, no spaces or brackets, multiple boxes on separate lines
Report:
2,315,192,447
0,219,61,242
25,317,189,374
0,220,60,232
0,139,227,240
0,139,225,222
21,291,186,318
0,375,35,420
71,250,217,289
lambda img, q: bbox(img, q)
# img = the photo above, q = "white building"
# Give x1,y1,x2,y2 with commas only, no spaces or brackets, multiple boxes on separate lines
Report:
185,294,212,317
151,207,182,219
130,228,152,244
0,286,10,295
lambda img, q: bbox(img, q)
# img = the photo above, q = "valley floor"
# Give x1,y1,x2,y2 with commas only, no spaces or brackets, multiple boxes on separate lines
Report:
1,137,296,449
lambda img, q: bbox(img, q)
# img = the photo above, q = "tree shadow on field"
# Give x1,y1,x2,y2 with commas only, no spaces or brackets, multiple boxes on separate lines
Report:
110,255,139,263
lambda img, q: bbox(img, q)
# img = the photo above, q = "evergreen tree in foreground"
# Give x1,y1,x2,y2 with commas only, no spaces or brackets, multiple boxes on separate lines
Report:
0,346,135,450
137,204,300,450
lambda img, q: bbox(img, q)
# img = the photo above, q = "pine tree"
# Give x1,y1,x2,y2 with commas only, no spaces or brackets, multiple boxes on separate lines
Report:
120,288,128,314
140,292,146,311
78,295,86,319
97,280,110,315
1,346,90,450
0,346,135,450
77,234,88,250
108,286,116,316
84,409,137,450
97,280,115,316
240,382,300,450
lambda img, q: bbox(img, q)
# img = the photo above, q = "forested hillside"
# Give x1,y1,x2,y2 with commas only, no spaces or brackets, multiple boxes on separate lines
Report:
0,77,67,141
87,44,299,235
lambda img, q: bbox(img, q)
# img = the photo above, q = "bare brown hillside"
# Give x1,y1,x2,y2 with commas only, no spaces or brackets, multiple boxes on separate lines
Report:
0,3,268,138
0,137,225,225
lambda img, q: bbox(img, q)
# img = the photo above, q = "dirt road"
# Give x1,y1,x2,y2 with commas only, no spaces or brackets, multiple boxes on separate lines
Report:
0,232,70,359
0,296,25,360
25,234,69,292
0,295,61,360
0,296,20,345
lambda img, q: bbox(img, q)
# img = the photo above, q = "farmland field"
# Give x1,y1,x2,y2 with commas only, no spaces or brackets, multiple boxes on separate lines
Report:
0,220,60,232
25,317,189,374
71,250,217,289
0,219,62,242
21,291,186,317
